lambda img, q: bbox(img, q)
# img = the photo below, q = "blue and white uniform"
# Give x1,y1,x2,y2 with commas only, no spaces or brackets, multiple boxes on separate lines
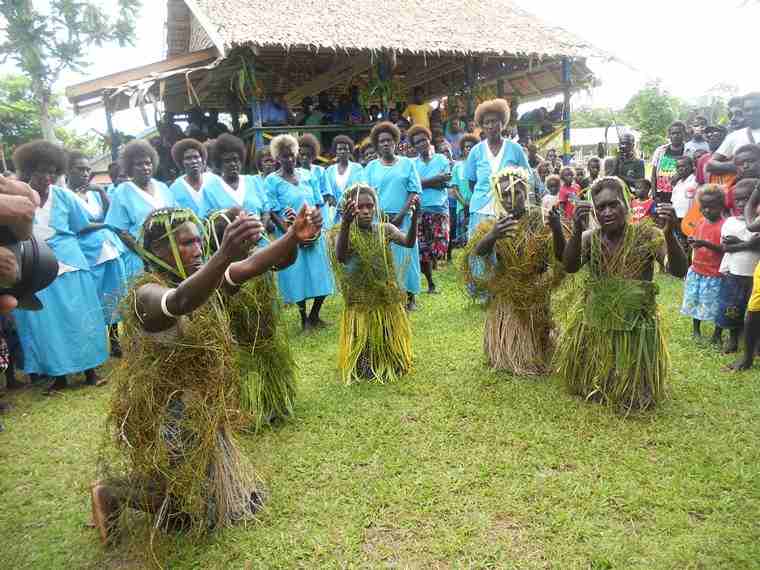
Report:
169,172,218,217
199,174,268,218
324,161,364,225
14,187,109,376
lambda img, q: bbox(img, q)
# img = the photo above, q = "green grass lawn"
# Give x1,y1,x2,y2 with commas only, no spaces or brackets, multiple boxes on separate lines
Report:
1,258,759,569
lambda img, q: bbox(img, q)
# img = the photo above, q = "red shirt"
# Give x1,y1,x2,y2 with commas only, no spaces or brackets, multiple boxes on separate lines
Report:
697,152,737,211
558,183,581,219
630,198,654,223
691,218,725,277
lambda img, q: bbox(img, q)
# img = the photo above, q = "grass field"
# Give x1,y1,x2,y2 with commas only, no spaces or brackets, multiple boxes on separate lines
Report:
1,259,759,569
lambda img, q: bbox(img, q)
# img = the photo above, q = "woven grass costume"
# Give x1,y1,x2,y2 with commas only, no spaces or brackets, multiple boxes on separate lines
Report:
462,166,565,374
100,209,262,537
207,210,296,432
331,185,413,384
555,215,670,412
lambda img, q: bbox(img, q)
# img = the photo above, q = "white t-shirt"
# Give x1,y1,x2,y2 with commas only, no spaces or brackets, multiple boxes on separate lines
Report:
671,174,697,218
541,194,558,216
715,128,760,159
719,216,760,277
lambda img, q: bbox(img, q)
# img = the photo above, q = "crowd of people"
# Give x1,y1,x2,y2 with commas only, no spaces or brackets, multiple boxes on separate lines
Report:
0,90,758,547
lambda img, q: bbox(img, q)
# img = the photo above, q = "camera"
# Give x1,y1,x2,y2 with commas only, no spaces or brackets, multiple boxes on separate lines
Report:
0,226,59,311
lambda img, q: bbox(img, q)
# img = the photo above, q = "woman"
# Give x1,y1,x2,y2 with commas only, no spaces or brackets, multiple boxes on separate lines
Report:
298,134,330,227
91,205,322,543
463,167,565,374
450,134,480,247
464,99,531,238
67,151,128,355
333,184,419,383
409,125,451,294
105,140,177,282
169,138,217,217
324,135,364,225
362,121,423,311
208,208,297,431
201,134,269,222
266,134,335,330
12,141,108,393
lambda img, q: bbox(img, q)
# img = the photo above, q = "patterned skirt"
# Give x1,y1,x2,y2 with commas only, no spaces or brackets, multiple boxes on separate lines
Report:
418,212,450,263
681,268,724,322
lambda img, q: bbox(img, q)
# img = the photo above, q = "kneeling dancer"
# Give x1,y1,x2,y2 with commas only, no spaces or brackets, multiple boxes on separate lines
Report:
91,205,321,541
463,167,566,374
333,184,419,383
552,177,688,412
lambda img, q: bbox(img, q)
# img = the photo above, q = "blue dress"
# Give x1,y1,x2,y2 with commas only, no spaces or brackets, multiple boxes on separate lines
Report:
13,187,109,376
266,172,335,304
464,139,530,235
413,153,451,214
299,165,331,229
200,174,269,219
362,157,422,295
324,161,364,224
169,172,219,217
104,179,177,283
74,190,129,325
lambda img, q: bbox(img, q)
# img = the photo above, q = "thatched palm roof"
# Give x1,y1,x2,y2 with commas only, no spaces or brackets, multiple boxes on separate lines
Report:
180,0,607,59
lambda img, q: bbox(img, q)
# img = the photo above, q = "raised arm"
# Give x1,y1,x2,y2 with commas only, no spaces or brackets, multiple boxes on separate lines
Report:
562,202,593,273
547,205,566,261
706,153,737,176
745,181,760,232
386,195,420,248
655,203,688,278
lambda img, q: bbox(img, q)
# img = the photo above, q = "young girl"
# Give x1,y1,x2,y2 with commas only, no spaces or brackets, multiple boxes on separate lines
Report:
630,179,655,224
541,174,561,218
463,167,565,374
557,166,581,219
333,184,419,384
681,185,726,345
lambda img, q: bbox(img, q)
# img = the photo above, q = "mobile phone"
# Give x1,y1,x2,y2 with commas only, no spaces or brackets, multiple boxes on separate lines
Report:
655,191,672,204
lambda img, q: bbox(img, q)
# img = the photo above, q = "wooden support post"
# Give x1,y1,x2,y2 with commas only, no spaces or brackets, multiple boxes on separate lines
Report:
496,79,504,98
104,94,118,163
562,57,572,165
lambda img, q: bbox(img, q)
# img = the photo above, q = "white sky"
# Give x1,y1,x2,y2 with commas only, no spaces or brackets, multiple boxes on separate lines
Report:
30,0,760,136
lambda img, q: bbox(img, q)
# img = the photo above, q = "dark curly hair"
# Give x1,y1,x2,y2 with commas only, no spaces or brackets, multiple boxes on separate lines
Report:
590,176,628,207
459,134,480,152
213,133,246,168
254,146,272,172
121,140,159,177
67,150,90,166
331,134,355,154
474,99,510,127
407,125,432,144
12,140,67,180
171,138,207,168
298,133,321,157
370,121,401,148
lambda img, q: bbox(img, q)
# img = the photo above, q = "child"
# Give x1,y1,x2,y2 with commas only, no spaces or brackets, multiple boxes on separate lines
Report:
681,185,726,346
630,179,655,223
717,180,760,353
333,184,420,384
541,174,561,217
463,167,565,374
557,166,581,219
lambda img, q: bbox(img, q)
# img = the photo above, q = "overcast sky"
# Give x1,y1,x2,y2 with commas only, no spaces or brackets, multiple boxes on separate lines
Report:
48,0,760,135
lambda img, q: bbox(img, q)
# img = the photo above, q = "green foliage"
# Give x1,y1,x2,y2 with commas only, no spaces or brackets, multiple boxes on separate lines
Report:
1,262,759,567
621,81,684,155
570,106,616,129
0,74,99,157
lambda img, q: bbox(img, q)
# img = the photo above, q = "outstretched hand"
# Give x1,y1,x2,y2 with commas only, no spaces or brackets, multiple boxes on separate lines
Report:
572,201,593,234
655,203,677,233
409,194,421,219
292,205,322,243
491,214,519,240
219,212,265,260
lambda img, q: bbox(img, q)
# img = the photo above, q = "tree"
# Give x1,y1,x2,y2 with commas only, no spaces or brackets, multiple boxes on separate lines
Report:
0,0,140,142
570,106,618,129
621,81,685,156
0,74,100,163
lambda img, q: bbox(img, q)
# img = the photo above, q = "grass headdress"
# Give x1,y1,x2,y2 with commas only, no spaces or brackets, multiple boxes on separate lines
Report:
136,207,203,280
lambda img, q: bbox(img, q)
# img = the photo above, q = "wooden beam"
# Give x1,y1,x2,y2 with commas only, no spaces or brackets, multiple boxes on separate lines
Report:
65,47,220,103
284,53,371,105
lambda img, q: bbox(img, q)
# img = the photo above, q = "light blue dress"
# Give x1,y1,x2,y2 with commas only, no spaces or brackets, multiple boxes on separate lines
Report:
104,179,177,283
14,187,109,376
265,172,335,304
414,153,451,214
362,157,422,295
200,174,269,219
464,139,530,236
169,172,219,217
74,189,129,325
299,165,330,228
324,161,364,224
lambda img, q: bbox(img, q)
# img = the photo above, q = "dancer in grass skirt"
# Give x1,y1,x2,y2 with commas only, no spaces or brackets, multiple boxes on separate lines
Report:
463,166,566,375
207,208,297,431
550,177,688,412
332,184,420,384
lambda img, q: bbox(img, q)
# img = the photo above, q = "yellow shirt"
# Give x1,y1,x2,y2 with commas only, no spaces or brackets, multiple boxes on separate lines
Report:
402,103,432,129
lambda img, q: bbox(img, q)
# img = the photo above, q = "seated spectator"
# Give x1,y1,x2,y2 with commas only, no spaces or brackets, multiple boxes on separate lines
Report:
402,86,432,129
261,93,291,126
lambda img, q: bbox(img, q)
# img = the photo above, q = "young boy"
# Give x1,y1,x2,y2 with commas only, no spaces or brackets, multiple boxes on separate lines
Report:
717,180,760,353
542,174,561,217
630,179,655,224
681,185,726,346
557,166,581,219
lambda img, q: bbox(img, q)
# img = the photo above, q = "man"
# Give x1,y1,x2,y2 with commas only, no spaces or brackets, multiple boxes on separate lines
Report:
728,96,746,132
609,133,645,190
685,116,711,157
651,121,687,197
402,87,432,130
706,93,760,183
695,125,728,186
